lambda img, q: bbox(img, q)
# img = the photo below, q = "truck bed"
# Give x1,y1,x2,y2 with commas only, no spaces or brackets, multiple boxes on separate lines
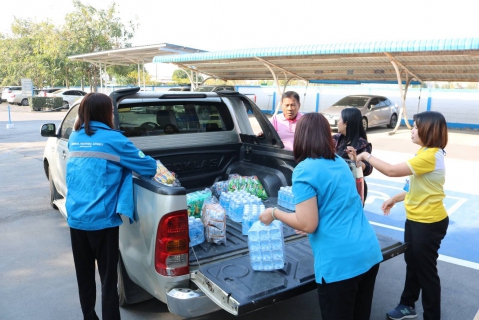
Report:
189,197,407,265
190,199,408,316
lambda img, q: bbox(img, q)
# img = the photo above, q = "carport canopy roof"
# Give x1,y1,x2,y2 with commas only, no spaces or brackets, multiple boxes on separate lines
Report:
152,38,479,84
68,43,206,66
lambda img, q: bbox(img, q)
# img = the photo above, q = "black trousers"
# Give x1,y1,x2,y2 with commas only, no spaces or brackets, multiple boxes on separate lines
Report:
400,217,449,320
70,227,121,320
317,263,380,320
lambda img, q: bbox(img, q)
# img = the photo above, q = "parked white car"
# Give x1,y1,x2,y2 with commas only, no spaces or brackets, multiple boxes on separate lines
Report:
1,86,22,103
48,89,87,108
6,90,32,106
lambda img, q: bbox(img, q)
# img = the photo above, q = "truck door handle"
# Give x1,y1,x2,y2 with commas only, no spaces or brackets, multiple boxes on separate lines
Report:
62,150,67,160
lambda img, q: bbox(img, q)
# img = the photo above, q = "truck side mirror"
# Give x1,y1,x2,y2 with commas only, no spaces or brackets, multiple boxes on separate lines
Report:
40,123,57,137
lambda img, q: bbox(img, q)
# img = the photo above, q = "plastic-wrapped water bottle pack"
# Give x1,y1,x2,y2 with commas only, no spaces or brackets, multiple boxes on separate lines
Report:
219,190,263,222
188,216,205,247
186,189,212,218
278,186,295,211
248,220,285,271
201,200,227,245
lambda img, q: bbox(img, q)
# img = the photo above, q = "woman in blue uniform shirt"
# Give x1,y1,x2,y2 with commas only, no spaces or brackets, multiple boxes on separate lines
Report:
66,93,157,320
259,112,382,320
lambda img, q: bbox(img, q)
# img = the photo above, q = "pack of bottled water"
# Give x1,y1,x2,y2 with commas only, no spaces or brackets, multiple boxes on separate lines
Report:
186,189,212,218
248,220,285,271
188,216,205,247
219,190,263,222
278,186,295,211
242,204,265,235
201,200,227,245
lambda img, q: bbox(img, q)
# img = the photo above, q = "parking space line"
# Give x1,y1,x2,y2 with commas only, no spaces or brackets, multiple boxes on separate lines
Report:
367,182,467,216
372,221,479,270
367,182,403,190
370,221,404,232
438,254,479,271
446,197,468,215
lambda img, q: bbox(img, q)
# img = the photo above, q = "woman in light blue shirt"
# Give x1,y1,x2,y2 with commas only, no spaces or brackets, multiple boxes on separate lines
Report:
260,112,382,319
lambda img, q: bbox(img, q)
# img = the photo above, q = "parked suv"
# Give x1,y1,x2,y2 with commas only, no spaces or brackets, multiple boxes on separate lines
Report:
1,86,22,102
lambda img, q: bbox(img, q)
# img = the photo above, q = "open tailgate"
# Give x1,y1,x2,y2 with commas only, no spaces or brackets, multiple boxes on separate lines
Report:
191,231,408,316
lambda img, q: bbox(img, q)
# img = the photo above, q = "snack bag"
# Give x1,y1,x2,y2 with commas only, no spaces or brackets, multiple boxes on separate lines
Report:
153,160,181,186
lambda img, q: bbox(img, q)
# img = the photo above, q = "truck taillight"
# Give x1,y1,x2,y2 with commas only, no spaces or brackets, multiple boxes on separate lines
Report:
155,210,189,276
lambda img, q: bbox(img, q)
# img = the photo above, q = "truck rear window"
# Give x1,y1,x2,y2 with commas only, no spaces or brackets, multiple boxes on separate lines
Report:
117,102,234,137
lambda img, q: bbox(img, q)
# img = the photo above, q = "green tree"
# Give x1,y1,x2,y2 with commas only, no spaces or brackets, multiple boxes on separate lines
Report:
0,18,63,88
62,0,137,91
0,1,138,90
172,69,204,85
106,64,153,86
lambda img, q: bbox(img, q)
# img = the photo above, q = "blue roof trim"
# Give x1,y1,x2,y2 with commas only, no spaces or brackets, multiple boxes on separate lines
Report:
153,38,479,63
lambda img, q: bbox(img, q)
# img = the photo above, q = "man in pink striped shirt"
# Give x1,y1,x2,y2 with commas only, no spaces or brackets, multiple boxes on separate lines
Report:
270,91,303,151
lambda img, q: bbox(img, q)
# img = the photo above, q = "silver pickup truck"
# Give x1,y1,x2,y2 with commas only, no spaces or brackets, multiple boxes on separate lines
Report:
40,87,408,317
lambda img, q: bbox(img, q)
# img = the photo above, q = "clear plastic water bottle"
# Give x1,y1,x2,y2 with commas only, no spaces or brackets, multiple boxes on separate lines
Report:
251,260,263,270
278,187,285,208
249,228,259,241
263,258,274,271
259,229,269,241
188,218,195,246
242,205,251,235
231,199,243,222
195,217,205,245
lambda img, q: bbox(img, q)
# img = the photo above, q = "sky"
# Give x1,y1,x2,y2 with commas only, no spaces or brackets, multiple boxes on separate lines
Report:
2,0,479,77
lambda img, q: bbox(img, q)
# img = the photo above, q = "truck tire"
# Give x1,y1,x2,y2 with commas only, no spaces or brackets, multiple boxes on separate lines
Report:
49,167,60,210
118,253,153,306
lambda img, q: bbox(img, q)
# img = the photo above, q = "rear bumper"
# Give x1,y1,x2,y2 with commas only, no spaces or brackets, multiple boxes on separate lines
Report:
166,287,221,318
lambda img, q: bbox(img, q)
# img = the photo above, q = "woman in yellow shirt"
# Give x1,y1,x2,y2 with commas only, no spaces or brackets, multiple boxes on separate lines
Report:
354,111,448,320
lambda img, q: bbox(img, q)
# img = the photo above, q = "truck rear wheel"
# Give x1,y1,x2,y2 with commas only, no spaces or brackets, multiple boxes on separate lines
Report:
118,253,153,306
118,255,128,307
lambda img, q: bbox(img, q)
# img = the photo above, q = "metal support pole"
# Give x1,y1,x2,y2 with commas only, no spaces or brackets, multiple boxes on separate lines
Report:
315,92,320,112
137,62,141,87
143,60,146,90
99,62,103,93
388,60,412,135
6,105,15,129
260,62,283,116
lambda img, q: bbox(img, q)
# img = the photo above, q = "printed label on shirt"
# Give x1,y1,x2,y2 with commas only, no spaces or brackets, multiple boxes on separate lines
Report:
138,151,145,158
403,178,410,192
